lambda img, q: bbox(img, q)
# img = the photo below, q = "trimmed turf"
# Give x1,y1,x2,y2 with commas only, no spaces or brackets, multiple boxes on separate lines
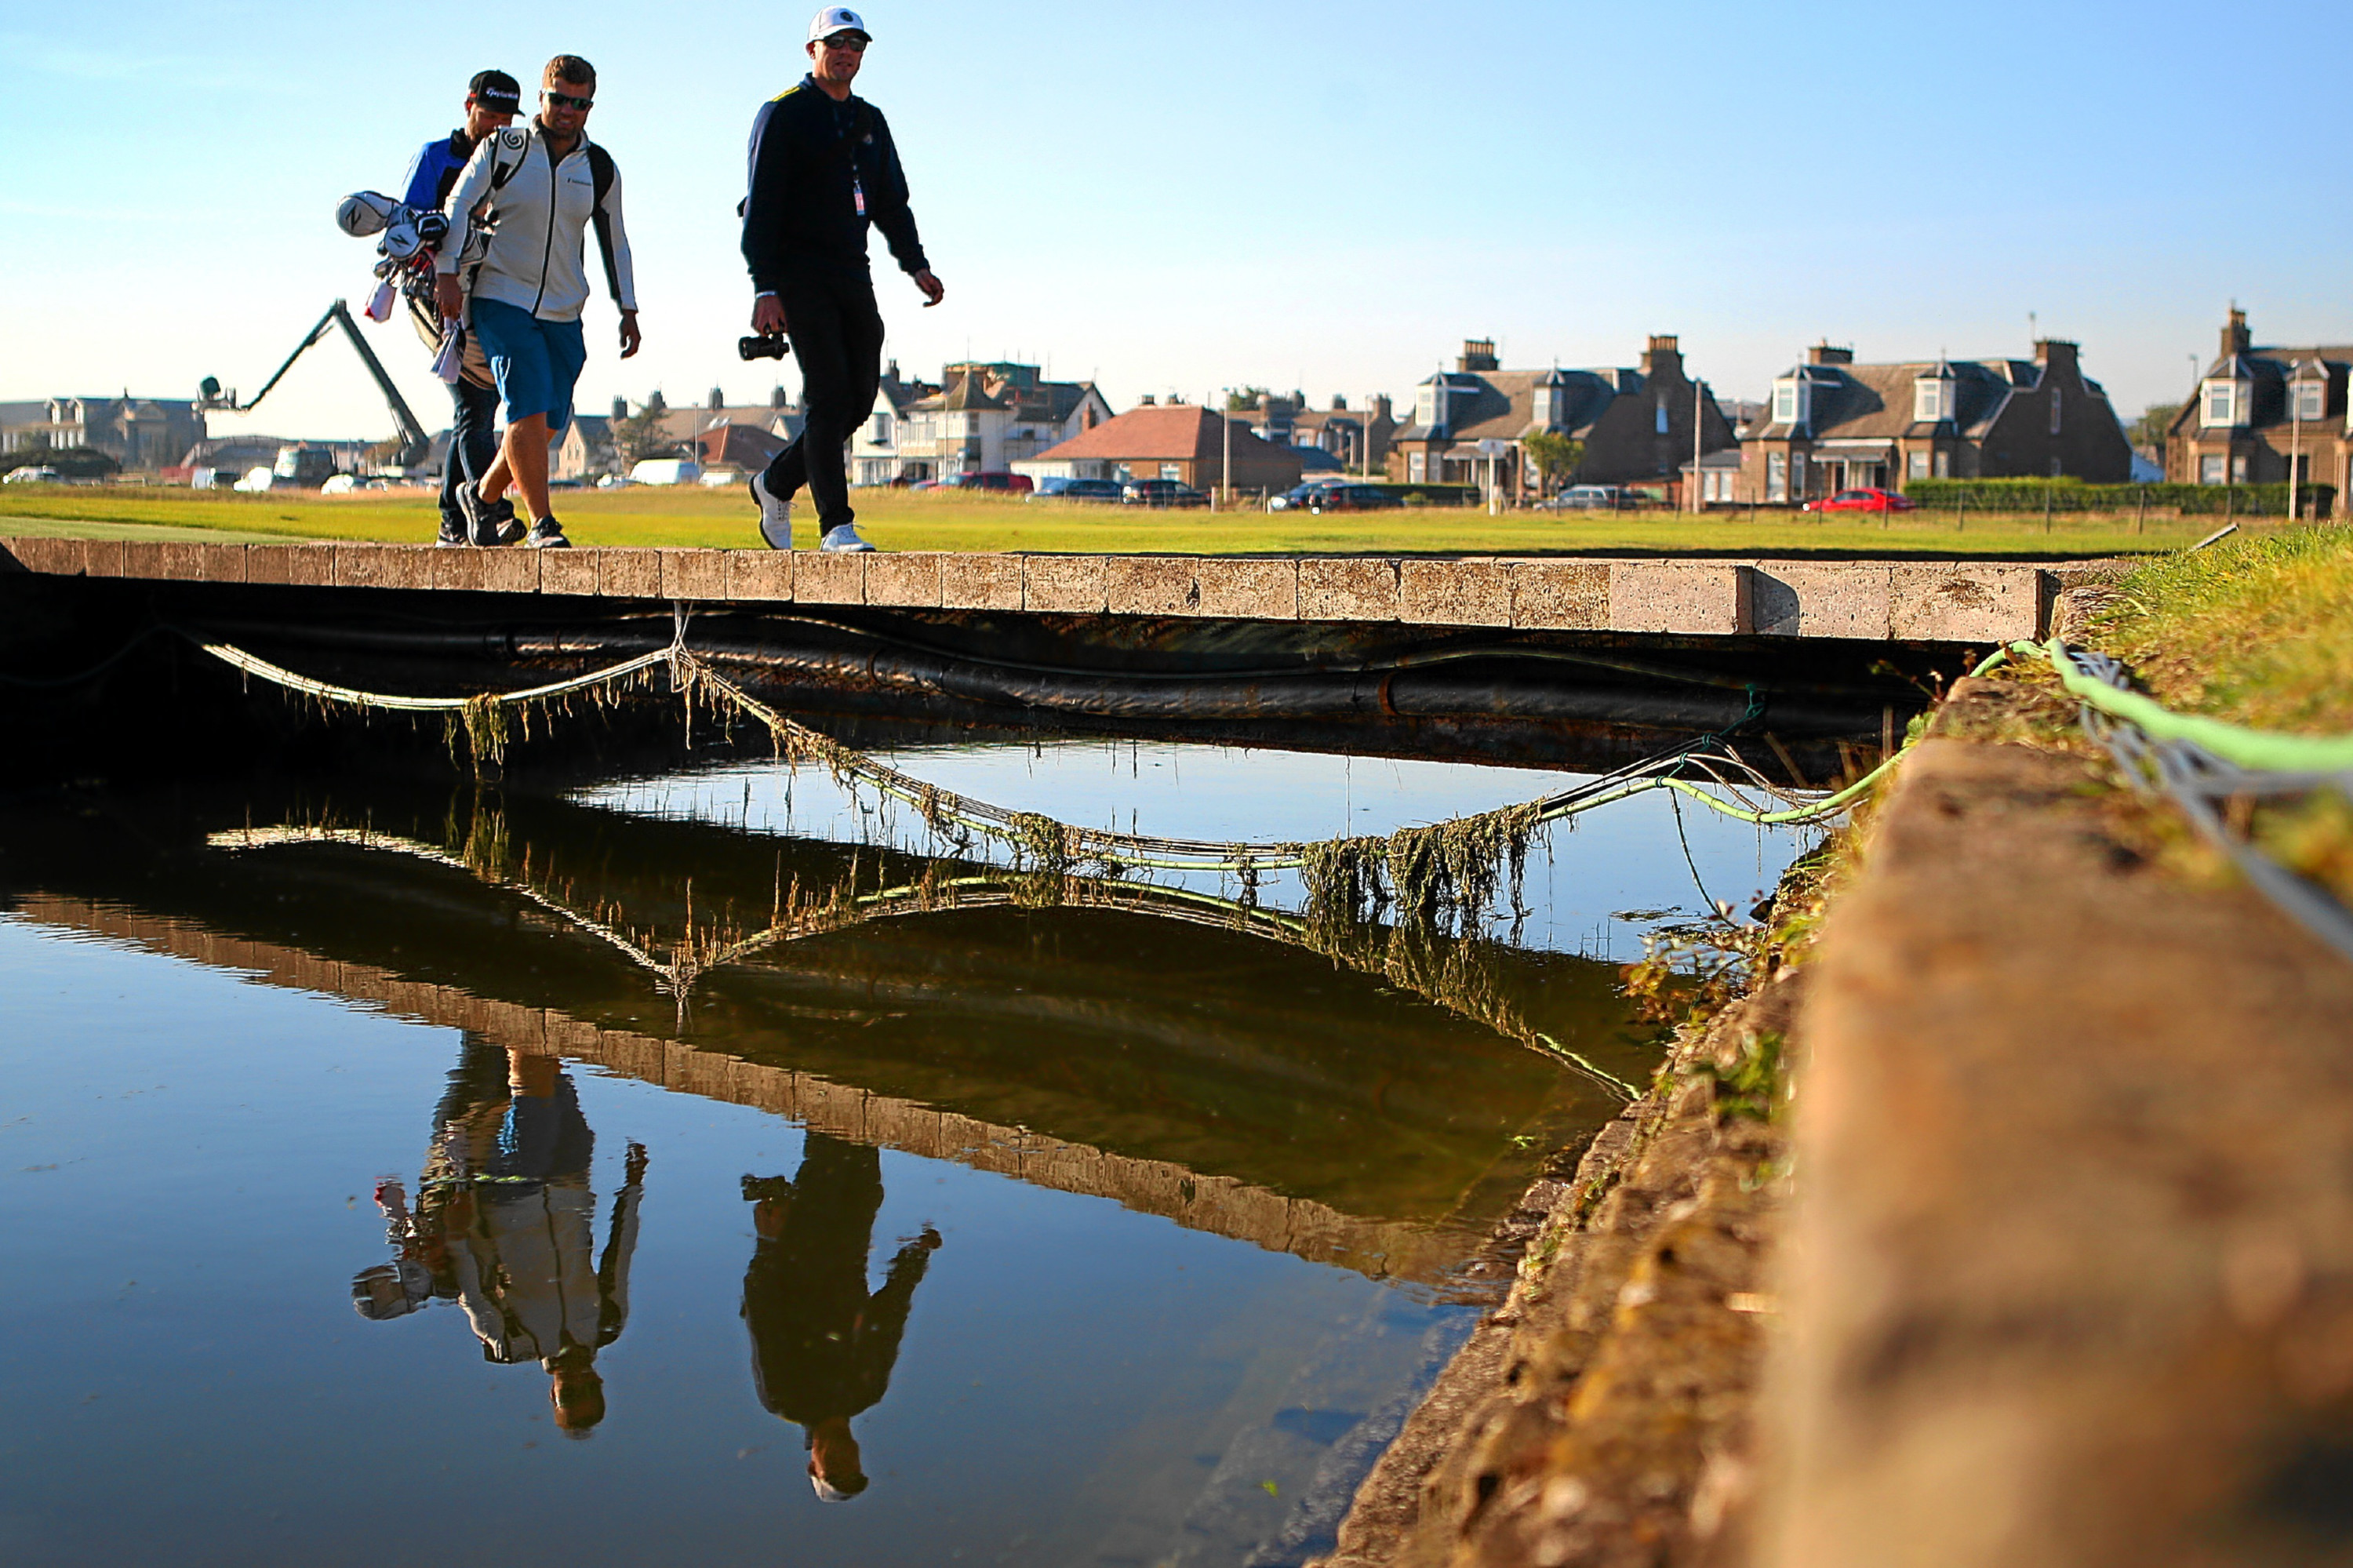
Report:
0,485,2262,558
2092,523,2353,737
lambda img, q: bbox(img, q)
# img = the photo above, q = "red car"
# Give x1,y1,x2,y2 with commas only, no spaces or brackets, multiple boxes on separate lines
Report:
1802,487,1916,514
945,471,1034,493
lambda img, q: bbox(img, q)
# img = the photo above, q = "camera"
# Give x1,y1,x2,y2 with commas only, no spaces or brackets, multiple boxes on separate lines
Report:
738,333,791,362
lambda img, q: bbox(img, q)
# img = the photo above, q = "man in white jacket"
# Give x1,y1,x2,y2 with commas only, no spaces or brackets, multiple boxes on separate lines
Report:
435,54,642,548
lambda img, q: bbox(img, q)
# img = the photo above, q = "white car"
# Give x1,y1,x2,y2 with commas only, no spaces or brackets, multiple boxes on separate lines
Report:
2,466,61,485
627,458,703,486
319,474,358,495
232,467,275,493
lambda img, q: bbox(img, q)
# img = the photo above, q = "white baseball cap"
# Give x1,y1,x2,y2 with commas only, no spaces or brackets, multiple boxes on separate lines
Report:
808,6,870,42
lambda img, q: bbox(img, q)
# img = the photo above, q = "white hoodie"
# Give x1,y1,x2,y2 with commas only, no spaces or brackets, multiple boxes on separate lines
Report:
438,122,638,323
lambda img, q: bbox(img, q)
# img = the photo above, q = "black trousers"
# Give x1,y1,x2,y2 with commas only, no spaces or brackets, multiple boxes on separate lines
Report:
759,271,885,535
438,371,501,536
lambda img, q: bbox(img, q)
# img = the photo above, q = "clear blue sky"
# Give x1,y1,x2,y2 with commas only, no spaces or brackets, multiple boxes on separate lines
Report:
5,0,2347,445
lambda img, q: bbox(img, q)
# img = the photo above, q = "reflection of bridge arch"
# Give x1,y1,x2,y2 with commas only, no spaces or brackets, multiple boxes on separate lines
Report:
18,891,1519,1297
205,821,1640,1101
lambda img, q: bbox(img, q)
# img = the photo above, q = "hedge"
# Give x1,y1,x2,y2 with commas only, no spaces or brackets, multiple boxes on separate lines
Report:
1904,477,2334,516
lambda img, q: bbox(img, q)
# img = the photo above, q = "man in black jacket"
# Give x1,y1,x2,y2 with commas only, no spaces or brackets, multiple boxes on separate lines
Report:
741,1133,941,1498
741,6,944,553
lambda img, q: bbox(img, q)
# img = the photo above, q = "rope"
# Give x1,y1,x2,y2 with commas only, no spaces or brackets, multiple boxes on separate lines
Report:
180,632,1867,893
195,639,672,713
1980,638,2353,964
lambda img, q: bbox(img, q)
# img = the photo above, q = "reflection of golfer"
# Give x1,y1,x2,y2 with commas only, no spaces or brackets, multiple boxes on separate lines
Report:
355,1040,643,1438
741,1133,939,1499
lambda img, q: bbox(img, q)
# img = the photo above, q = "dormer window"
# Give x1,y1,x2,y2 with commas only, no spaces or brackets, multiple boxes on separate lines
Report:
1913,374,1955,424
2293,381,2326,422
1772,377,1809,428
2202,378,2248,427
1414,380,1449,431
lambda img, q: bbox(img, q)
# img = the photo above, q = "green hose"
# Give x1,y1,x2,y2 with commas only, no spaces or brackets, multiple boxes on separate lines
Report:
1995,638,2353,772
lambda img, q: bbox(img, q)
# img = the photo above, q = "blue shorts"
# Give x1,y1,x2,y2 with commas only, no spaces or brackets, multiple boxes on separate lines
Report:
469,298,587,434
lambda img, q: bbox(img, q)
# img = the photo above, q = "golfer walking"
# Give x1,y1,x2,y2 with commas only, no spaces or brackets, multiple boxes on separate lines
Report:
742,7,944,553
435,54,642,549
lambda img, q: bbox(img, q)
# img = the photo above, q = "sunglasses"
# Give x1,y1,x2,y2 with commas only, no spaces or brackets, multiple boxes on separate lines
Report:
543,90,595,111
819,33,868,51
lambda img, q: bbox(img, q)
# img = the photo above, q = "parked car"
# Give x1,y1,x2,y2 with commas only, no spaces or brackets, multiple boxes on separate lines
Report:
1544,484,1627,511
1802,487,1915,514
940,471,1033,493
1029,477,1127,504
1271,481,1401,514
1121,478,1209,508
2,466,62,485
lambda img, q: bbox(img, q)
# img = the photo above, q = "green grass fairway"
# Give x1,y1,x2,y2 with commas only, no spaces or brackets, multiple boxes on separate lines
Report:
0,484,2275,558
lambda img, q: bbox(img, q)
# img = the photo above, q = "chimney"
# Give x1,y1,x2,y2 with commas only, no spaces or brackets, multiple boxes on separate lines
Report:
611,396,627,420
2221,307,2251,358
886,358,899,380
770,385,788,410
1642,334,1685,381
1807,341,1854,366
1372,394,1394,422
1458,337,1499,373
709,387,726,410
1140,394,1156,406
2034,339,2079,376
1330,394,1348,410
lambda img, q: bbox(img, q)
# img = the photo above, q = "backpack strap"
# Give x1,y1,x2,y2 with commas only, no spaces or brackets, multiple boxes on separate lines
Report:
584,143,624,304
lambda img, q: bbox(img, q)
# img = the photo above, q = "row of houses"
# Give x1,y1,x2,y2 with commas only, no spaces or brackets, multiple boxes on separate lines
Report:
13,311,2352,507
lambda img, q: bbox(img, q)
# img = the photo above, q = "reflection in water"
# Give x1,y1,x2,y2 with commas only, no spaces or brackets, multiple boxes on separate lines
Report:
0,746,1815,1566
742,1133,940,1500
355,1038,645,1437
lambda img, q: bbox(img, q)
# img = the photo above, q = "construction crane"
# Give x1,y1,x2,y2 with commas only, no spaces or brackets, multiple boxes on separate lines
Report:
199,300,431,471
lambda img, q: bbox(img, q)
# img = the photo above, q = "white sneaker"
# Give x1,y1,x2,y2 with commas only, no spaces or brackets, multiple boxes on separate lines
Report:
750,471,793,550
820,522,876,553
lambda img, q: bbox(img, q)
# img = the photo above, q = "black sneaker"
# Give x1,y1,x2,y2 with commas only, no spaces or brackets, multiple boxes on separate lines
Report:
526,518,571,549
482,495,524,546
460,482,524,547
435,517,467,548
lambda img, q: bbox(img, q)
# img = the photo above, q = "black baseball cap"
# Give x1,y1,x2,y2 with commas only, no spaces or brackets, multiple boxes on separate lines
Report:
468,70,522,112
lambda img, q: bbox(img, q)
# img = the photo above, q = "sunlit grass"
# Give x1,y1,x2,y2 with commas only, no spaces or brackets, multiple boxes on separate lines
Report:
0,484,2260,558
2092,523,2353,735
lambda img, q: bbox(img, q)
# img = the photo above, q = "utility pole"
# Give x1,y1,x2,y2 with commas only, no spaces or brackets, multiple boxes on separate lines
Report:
2289,368,2304,522
1691,379,1705,514
1223,397,1234,508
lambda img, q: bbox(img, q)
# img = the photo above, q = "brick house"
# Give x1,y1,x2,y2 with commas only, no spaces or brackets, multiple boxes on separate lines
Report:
1022,402,1304,493
2165,309,2351,506
879,362,1112,484
1226,393,1399,475
1387,337,1735,500
2,395,205,472
1740,340,2131,504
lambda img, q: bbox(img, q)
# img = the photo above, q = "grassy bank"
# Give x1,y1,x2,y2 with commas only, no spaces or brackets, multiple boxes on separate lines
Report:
0,485,2263,558
2089,525,2353,735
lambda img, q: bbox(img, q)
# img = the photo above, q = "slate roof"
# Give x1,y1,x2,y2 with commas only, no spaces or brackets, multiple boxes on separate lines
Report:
2183,344,2353,433
1394,367,1646,443
1033,404,1283,464
1749,358,2043,443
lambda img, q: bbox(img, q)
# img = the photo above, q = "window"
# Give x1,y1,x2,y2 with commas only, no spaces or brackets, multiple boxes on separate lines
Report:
1908,450,1931,479
2199,454,2226,486
2293,382,2326,422
1159,463,1181,481
1935,451,1951,478
1408,452,1427,482
1772,382,1798,424
1913,377,1952,424
2049,390,2062,435
2232,454,2249,484
1766,451,1788,503
2202,380,2242,427
872,413,892,443
1413,382,1447,430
